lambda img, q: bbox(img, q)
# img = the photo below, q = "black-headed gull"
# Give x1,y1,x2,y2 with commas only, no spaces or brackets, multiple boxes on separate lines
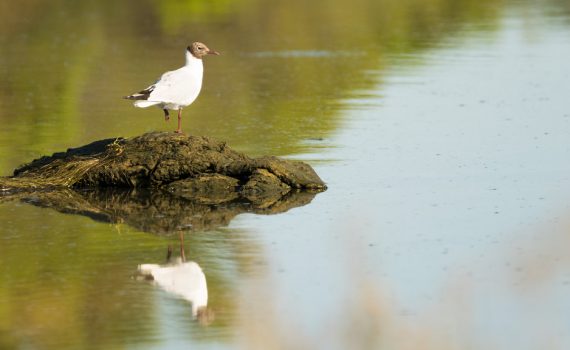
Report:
138,260,208,318
124,42,219,133
137,233,210,320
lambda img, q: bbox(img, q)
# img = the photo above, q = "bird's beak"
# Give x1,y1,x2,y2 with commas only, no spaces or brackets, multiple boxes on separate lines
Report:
207,50,220,55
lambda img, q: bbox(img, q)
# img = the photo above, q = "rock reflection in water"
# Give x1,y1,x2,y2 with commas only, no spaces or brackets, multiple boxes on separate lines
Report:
0,187,317,234
137,233,213,324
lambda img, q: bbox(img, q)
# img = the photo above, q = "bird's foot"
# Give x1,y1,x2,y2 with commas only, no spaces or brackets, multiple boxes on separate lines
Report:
174,129,183,134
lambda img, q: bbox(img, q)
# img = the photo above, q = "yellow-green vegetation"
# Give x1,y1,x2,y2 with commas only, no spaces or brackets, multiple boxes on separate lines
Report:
0,204,258,348
1,0,567,348
0,0,508,175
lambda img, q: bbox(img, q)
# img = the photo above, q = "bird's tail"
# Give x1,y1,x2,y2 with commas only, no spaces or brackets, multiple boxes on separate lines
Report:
123,85,156,106
133,100,161,108
138,264,160,275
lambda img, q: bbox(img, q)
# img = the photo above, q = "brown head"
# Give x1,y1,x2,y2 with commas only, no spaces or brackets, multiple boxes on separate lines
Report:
187,42,220,59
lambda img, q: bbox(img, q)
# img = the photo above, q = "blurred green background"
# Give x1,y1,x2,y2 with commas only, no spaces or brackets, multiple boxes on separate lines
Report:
1,0,569,349
0,0,507,174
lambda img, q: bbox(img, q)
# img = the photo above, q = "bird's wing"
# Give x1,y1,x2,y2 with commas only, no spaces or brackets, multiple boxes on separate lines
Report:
147,68,201,104
123,69,177,100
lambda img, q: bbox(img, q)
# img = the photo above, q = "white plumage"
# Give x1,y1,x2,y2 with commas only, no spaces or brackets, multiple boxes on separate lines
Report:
125,42,219,133
139,259,208,317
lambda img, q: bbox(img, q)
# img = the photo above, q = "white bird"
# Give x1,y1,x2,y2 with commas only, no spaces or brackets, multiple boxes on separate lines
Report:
138,260,208,317
138,233,209,318
124,42,220,133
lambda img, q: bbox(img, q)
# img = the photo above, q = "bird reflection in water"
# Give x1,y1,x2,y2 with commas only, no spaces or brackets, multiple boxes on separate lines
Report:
137,232,214,325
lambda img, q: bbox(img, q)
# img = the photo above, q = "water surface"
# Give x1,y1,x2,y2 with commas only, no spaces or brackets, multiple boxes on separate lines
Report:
1,0,570,349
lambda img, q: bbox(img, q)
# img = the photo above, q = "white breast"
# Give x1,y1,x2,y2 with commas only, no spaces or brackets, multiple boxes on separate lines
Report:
147,56,204,109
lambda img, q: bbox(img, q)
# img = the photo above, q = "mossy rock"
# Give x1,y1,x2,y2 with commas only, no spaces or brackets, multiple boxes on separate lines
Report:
1,132,327,202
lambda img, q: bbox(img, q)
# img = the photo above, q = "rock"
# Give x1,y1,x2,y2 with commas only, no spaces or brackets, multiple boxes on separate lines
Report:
242,169,291,207
254,156,325,190
166,174,240,204
1,132,327,203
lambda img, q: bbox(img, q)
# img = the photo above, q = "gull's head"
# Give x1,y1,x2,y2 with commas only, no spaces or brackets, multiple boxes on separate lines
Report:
187,42,220,59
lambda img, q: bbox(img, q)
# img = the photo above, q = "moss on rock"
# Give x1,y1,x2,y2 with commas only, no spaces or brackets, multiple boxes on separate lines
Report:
1,131,327,203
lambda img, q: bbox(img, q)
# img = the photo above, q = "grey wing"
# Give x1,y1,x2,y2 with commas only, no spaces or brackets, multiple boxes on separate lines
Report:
145,70,190,102
123,70,175,100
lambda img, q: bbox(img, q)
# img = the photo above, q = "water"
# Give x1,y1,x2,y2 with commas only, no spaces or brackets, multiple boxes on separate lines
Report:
1,0,570,349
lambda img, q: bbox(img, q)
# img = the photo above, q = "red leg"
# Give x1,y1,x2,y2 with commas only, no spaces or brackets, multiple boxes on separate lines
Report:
166,245,173,262
175,109,183,133
179,231,186,262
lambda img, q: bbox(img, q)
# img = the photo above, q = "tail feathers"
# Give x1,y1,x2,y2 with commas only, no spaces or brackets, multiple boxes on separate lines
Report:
134,100,161,108
123,85,155,101
123,94,146,100
138,264,160,275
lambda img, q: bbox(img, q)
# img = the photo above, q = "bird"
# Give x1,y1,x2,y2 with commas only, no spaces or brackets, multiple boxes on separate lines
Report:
124,42,219,133
138,260,208,317
137,232,210,319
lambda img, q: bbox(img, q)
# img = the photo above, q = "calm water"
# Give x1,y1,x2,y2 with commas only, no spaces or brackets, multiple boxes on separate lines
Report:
1,0,570,349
